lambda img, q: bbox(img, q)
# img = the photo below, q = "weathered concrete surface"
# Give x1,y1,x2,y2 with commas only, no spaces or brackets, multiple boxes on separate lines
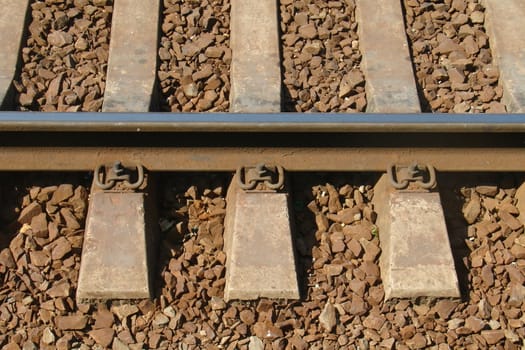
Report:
373,175,460,300
355,0,421,113
102,0,160,112
224,178,299,301
0,0,30,108
230,0,281,112
77,192,155,301
483,0,525,112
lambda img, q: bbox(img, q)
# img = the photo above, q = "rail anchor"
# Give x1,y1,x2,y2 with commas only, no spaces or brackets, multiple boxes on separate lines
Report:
387,162,436,190
236,163,285,191
93,161,145,191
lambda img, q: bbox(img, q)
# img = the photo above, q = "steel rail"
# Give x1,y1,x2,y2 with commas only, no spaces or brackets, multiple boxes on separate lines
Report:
0,112,525,132
0,112,524,172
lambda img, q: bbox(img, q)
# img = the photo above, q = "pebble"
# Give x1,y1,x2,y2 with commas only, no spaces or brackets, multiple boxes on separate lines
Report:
94,309,115,329
55,315,88,330
89,328,114,347
30,213,48,238
319,302,337,332
42,327,55,345
298,23,317,39
30,250,50,267
407,333,427,349
51,236,72,260
182,83,199,98
22,342,37,350
434,299,458,319
17,202,42,224
112,304,139,319
152,313,169,327
240,310,256,325
248,336,264,350
0,248,16,269
46,280,70,298
112,338,130,350
463,194,481,224
210,296,226,310
47,31,73,47
363,312,386,331
481,329,505,345
162,306,176,318
465,316,486,333
448,318,464,330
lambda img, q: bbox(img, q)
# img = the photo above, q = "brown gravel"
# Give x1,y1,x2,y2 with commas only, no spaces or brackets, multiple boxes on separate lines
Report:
157,0,231,112
13,0,113,112
1,173,524,349
280,0,366,112
403,0,506,113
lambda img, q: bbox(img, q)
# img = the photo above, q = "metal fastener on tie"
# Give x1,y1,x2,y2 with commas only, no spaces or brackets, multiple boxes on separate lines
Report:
94,161,144,190
236,164,285,191
387,163,436,190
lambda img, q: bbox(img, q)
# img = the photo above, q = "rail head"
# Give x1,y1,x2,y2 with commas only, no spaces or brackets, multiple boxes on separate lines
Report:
0,112,525,133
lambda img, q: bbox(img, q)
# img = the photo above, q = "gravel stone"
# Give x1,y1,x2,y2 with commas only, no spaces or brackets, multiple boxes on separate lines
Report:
29,212,48,238
112,304,139,320
248,336,264,350
47,280,71,298
481,329,505,345
42,327,55,345
152,313,169,327
14,1,113,111
158,0,230,112
17,202,42,224
55,315,88,330
0,248,16,269
1,173,524,348
403,0,505,112
93,309,115,329
89,328,114,347
319,302,337,332
280,0,366,112
463,193,481,223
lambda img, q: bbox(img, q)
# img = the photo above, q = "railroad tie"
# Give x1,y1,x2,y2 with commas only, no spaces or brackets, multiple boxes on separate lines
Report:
483,0,525,112
225,0,299,301
0,0,30,109
223,166,300,301
355,0,421,113
373,168,460,300
77,163,157,301
102,0,160,112
230,0,281,112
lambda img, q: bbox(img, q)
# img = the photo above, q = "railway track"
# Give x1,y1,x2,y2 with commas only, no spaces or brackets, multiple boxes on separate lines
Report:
0,0,524,349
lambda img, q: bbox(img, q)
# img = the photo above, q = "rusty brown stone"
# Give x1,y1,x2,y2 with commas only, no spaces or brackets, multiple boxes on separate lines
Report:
55,315,88,330
89,328,114,347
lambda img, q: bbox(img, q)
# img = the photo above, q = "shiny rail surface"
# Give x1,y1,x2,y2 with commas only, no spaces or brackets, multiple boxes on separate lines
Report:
0,112,525,132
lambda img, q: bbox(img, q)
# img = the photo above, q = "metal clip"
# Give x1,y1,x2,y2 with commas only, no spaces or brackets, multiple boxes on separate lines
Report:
94,161,145,190
387,163,436,190
236,164,285,191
